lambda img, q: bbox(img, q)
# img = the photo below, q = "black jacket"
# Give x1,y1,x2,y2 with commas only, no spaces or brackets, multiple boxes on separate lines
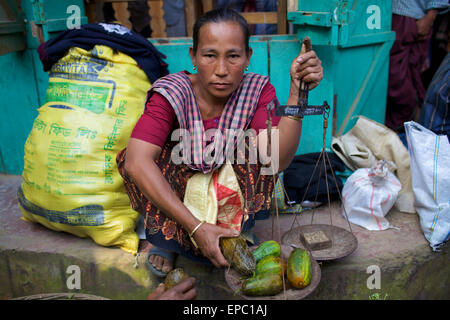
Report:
37,23,169,83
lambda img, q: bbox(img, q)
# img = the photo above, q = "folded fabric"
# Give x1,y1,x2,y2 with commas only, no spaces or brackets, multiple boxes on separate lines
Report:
37,23,169,83
331,116,415,213
183,163,246,232
283,152,346,204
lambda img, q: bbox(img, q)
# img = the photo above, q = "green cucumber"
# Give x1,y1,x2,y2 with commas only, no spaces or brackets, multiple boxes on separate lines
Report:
287,248,312,289
255,255,284,277
242,273,283,296
252,240,281,262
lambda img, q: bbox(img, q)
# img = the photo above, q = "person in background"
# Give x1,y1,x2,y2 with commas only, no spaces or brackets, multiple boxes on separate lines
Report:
421,12,449,88
147,277,197,300
163,0,187,37
418,40,450,141
385,0,449,132
127,0,152,38
102,1,152,38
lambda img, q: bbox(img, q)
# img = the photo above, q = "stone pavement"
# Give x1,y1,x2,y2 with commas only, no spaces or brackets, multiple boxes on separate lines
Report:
1,173,448,300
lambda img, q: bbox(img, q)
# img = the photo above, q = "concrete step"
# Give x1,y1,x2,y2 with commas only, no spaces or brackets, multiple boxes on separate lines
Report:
1,174,448,300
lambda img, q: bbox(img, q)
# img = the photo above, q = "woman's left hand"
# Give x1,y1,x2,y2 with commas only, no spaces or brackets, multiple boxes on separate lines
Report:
192,222,239,268
290,50,323,91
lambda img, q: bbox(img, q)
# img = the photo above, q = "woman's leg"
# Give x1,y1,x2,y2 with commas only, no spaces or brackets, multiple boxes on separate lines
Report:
145,228,213,272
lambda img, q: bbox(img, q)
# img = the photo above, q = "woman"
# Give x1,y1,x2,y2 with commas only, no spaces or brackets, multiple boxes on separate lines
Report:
117,8,323,277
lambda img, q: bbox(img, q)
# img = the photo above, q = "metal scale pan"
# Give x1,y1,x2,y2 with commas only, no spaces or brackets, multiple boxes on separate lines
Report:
277,69,358,261
281,224,358,261
224,245,321,300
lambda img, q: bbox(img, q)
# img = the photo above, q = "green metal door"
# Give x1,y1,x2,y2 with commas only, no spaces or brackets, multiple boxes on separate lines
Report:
288,0,395,140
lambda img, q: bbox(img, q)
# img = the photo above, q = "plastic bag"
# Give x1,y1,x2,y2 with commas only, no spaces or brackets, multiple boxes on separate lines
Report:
18,45,150,254
332,116,415,213
273,172,302,214
341,160,402,231
405,121,450,251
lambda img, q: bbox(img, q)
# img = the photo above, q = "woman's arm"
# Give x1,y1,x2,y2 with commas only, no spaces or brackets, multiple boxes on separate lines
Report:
124,138,238,267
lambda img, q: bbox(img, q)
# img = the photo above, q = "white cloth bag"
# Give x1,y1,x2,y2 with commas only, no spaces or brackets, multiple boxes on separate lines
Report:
331,116,414,213
404,121,450,251
341,160,402,231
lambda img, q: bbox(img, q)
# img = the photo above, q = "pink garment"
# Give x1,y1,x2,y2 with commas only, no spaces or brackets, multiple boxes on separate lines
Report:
131,81,281,148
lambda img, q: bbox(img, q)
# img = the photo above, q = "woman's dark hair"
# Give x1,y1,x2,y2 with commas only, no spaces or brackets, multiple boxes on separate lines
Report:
192,7,250,55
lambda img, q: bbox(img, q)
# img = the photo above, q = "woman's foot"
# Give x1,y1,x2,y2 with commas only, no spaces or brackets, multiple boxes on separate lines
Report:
145,245,176,277
149,251,174,274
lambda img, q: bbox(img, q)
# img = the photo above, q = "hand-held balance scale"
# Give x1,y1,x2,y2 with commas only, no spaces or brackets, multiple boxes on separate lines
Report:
274,37,357,261
225,37,357,300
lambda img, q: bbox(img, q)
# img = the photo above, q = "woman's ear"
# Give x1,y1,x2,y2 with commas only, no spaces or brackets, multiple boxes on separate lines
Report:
246,47,253,66
189,47,196,67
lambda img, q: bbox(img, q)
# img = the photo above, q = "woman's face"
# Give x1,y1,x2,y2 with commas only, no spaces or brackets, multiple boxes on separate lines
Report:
190,21,252,102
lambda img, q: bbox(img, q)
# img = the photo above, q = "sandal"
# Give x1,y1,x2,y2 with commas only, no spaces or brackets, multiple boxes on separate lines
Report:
146,247,177,278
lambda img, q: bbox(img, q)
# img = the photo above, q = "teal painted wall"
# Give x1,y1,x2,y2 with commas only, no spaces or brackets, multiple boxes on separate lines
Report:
0,0,83,175
0,49,48,174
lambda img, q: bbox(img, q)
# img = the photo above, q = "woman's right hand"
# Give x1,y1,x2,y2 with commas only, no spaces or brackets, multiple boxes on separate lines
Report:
289,48,323,92
192,222,239,268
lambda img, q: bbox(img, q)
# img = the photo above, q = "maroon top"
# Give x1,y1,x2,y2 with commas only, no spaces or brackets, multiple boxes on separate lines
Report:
131,81,281,148
385,14,431,131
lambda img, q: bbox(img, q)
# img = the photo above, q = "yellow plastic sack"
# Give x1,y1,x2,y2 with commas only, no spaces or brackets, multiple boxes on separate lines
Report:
18,45,150,254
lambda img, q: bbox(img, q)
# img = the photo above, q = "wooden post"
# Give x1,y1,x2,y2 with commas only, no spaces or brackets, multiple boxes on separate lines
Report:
201,0,213,13
112,1,132,30
148,0,166,37
184,0,198,37
240,12,278,25
277,0,287,34
85,2,97,23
